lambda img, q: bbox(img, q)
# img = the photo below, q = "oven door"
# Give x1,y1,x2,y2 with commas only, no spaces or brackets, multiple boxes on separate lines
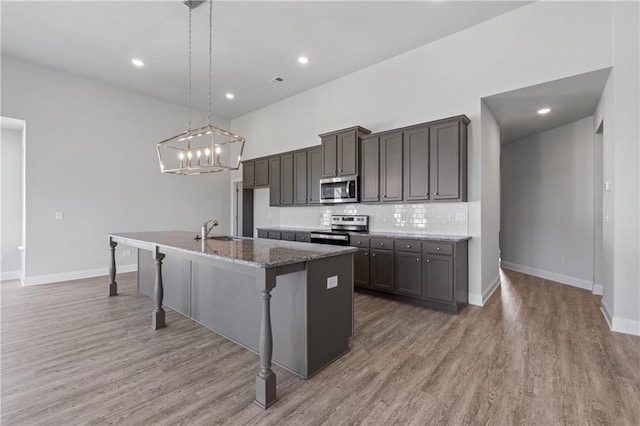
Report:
309,232,350,246
320,176,358,203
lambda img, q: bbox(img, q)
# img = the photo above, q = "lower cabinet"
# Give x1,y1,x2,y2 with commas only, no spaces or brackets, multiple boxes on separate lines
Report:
352,236,468,313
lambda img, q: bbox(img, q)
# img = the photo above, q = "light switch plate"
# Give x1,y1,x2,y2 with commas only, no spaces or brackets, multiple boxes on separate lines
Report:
55,211,64,220
455,212,466,221
123,249,132,257
604,181,611,191
327,275,338,289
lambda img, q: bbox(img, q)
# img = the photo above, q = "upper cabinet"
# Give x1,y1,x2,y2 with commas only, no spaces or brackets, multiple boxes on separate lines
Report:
320,126,371,178
361,115,469,204
242,160,255,188
293,151,308,205
242,158,269,189
307,146,322,204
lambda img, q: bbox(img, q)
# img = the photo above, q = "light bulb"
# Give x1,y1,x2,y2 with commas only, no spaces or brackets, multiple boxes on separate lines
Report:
204,148,211,156
178,152,185,160
537,108,551,115
215,146,222,154
196,150,202,158
187,151,193,159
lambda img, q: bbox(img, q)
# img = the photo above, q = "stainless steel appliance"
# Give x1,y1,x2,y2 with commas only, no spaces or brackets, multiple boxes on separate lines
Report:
310,215,369,246
320,175,358,204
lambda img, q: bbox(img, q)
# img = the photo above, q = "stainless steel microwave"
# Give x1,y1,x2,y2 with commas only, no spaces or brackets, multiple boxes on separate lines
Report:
320,175,358,204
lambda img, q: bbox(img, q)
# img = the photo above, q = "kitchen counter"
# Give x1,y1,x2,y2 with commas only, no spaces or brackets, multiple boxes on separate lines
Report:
256,226,470,242
107,231,355,409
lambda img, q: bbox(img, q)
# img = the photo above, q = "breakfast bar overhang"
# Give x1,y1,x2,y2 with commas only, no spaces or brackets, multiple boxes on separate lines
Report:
107,231,356,409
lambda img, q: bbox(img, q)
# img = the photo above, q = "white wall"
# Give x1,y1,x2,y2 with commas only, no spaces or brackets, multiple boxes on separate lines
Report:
231,1,614,304
501,117,595,290
0,128,23,278
1,56,232,284
479,102,501,304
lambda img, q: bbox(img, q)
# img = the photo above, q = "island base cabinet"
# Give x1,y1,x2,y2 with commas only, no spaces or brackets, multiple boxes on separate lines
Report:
138,249,353,379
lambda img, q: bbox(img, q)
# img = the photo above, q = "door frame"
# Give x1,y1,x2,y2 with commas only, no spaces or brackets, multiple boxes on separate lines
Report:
230,178,243,236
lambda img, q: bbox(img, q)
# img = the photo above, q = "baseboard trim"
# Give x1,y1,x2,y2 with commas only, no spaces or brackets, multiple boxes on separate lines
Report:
601,299,613,329
0,270,21,281
22,264,137,286
468,275,501,307
500,261,592,291
593,283,604,295
611,316,640,336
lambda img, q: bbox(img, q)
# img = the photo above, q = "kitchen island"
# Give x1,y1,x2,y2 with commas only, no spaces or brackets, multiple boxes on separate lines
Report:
107,231,356,409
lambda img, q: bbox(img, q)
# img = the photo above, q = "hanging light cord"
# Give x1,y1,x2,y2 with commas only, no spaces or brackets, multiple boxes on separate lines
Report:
208,0,213,125
188,3,193,132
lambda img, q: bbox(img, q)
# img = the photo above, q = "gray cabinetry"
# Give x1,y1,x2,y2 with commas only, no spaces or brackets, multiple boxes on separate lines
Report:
268,231,281,240
403,126,430,201
257,229,268,239
243,160,255,188
295,232,310,242
354,248,370,288
380,132,403,202
269,157,281,206
430,120,467,201
307,147,322,204
361,136,380,202
396,251,422,297
281,154,294,206
293,151,308,204
320,126,371,178
255,159,269,187
423,255,454,302
281,231,296,241
370,249,394,293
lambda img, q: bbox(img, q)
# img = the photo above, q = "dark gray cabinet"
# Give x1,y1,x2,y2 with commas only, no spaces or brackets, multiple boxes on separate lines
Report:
403,126,430,201
307,147,322,204
380,132,403,202
396,251,422,297
354,248,370,288
370,248,394,293
243,161,255,188
430,120,466,201
243,158,269,189
361,136,380,202
281,231,296,241
281,154,294,205
269,157,281,206
295,232,310,242
294,151,308,205
423,255,454,302
320,126,371,178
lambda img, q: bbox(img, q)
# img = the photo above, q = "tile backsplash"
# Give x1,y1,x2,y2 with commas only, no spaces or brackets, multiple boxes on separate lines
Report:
273,198,469,235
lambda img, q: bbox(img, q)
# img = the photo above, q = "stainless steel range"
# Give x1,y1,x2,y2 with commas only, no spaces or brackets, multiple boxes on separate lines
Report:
309,215,369,246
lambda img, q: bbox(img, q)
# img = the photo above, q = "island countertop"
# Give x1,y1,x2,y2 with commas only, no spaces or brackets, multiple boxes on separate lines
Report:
108,230,357,268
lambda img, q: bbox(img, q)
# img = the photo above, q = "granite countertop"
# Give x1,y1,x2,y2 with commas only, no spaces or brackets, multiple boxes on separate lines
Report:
255,227,470,242
108,231,357,269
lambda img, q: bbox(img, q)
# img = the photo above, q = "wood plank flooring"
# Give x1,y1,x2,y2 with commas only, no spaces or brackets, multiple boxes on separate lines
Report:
2,269,639,425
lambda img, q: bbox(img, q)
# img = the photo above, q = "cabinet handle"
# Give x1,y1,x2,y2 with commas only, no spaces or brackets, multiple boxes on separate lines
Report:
426,259,430,263
416,258,420,262
372,253,376,257
433,192,438,196
424,192,428,196
340,169,343,173
436,247,441,251
357,240,361,244
406,245,411,248
380,243,384,246
364,252,369,256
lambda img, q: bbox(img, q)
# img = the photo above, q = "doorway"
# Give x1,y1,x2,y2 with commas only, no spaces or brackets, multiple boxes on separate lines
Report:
593,121,604,294
0,117,26,282
230,179,243,236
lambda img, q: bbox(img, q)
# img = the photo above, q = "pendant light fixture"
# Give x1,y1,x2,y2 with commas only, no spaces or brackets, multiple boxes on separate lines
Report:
157,0,244,175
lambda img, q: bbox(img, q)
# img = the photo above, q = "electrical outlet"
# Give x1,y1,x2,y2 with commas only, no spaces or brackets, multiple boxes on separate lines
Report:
448,213,455,222
455,212,466,221
55,211,64,220
604,181,611,191
327,275,338,289
122,249,132,257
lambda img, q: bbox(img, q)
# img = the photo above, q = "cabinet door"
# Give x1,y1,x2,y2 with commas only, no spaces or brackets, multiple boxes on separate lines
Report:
242,161,255,188
280,154,294,206
423,254,454,302
337,130,358,176
307,147,322,204
269,157,281,206
380,132,403,202
430,121,460,200
321,135,338,177
396,251,422,297
293,151,308,204
361,137,380,202
403,126,430,201
255,159,269,187
354,248,370,288
370,249,394,292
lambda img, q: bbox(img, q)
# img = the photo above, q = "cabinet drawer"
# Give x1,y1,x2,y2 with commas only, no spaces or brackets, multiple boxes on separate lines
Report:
281,231,296,241
268,231,282,240
295,232,310,243
395,239,421,253
350,236,370,248
257,229,268,239
371,238,394,250
424,242,453,256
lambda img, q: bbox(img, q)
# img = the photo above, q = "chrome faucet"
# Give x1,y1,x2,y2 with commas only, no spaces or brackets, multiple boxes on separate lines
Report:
201,219,219,240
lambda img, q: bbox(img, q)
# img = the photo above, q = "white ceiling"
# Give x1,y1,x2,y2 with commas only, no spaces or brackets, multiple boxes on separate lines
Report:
483,68,612,144
1,1,529,119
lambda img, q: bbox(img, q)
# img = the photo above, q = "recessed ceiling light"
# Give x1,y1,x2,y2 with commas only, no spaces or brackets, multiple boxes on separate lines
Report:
537,108,551,115
131,58,145,67
225,93,235,100
298,56,310,65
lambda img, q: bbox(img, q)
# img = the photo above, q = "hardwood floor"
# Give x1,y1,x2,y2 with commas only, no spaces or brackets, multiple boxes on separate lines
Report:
2,269,639,425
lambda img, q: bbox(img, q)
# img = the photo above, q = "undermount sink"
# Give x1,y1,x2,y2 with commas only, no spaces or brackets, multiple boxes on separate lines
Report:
195,235,243,242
